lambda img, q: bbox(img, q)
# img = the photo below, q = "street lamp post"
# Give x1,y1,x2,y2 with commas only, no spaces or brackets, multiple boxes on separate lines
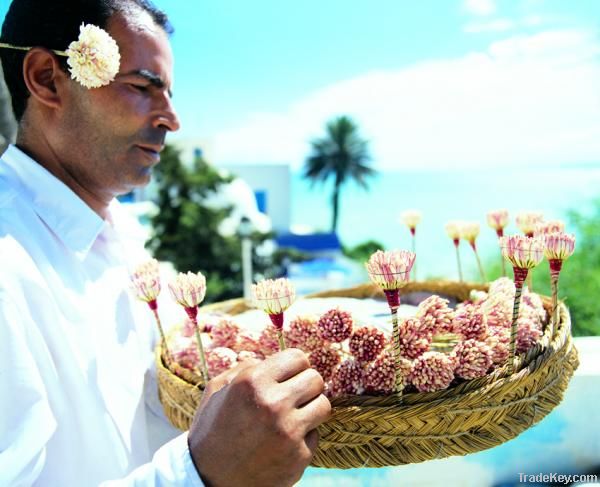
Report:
238,216,254,304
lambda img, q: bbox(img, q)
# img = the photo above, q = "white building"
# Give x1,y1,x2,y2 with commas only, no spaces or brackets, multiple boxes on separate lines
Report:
220,163,291,234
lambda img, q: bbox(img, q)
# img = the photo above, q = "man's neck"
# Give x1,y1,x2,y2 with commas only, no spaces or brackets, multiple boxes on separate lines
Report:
16,132,112,220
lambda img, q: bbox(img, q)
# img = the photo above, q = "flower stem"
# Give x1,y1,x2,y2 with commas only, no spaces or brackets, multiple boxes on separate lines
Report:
390,304,404,400
549,259,562,339
496,231,506,277
473,246,487,283
526,272,533,292
185,307,209,384
277,330,287,351
550,274,559,340
454,241,463,282
430,333,460,353
150,305,172,365
509,267,528,374
268,313,286,351
411,233,417,282
193,325,210,384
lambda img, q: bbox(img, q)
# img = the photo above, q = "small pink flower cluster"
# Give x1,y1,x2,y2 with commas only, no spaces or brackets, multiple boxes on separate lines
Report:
209,318,240,348
482,295,512,328
364,352,412,395
309,347,342,381
329,359,365,396
521,291,547,324
206,347,238,376
398,318,430,359
463,279,545,364
233,332,263,356
317,308,354,342
488,277,516,300
452,304,487,340
168,278,547,395
409,352,457,392
286,316,323,352
516,317,543,354
416,295,454,333
170,315,262,376
485,327,511,365
452,339,493,379
258,325,281,356
322,285,502,395
349,326,386,363
171,341,199,373
388,276,545,393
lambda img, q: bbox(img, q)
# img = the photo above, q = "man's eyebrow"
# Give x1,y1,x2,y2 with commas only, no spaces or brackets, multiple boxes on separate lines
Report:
119,69,173,98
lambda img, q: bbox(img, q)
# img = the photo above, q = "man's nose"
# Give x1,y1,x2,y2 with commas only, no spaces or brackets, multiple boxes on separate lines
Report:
153,94,181,132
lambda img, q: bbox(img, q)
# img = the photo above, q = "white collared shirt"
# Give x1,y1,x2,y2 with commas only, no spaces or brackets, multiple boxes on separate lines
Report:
0,145,203,486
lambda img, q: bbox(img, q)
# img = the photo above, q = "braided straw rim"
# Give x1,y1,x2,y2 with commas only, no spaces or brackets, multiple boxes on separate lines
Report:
156,280,579,468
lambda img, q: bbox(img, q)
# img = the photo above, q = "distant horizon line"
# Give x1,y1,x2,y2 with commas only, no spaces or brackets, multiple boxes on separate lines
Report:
212,162,600,173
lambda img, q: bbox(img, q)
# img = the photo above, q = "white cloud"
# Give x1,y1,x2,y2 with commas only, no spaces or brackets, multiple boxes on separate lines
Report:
522,15,543,27
464,15,546,34
463,0,496,16
464,18,515,33
210,29,600,170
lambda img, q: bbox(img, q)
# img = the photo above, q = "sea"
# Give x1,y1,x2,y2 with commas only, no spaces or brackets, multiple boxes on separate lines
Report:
289,165,600,280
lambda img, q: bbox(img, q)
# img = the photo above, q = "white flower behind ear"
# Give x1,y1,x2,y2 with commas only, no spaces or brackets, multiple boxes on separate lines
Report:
66,23,120,89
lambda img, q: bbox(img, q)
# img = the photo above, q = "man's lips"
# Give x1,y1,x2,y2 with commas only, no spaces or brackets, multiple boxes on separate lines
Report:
136,144,163,161
137,144,163,155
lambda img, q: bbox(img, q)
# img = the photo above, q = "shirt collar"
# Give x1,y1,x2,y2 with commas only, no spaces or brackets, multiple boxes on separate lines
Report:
1,144,107,257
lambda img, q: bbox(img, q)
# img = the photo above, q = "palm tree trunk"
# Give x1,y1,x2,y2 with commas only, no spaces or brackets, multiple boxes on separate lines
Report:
331,183,340,234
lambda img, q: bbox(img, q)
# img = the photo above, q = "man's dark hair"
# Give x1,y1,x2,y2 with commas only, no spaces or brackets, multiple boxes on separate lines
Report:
0,0,172,122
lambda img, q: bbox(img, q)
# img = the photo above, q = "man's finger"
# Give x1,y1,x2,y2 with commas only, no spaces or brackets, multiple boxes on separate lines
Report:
198,358,260,409
257,348,310,383
281,367,324,408
304,428,320,456
295,394,332,433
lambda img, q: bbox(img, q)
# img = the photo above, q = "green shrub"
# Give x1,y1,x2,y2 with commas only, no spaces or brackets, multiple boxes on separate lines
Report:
343,240,386,263
146,145,274,303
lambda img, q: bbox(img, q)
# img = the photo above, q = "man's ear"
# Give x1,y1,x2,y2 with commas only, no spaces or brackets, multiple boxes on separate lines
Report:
22,47,70,111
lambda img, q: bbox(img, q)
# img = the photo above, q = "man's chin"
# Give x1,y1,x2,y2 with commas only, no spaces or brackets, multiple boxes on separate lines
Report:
115,171,153,196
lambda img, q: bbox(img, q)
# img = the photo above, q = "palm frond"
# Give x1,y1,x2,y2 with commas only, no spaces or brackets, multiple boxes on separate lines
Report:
302,115,377,231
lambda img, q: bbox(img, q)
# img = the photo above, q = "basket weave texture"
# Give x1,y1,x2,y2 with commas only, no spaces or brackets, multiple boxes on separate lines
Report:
156,280,579,469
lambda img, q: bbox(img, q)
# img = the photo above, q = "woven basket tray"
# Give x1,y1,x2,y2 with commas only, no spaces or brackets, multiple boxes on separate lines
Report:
156,280,579,469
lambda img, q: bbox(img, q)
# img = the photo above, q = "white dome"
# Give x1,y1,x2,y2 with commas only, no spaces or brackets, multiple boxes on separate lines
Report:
203,177,272,236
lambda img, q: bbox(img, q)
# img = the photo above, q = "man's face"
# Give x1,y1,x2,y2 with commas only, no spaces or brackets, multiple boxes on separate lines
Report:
58,10,180,197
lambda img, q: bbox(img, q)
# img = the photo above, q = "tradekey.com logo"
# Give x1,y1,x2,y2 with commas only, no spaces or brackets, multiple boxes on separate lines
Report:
518,472,598,485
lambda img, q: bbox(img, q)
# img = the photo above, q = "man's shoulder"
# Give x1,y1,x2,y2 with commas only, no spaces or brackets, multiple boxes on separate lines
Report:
0,169,19,210
0,179,39,257
0,174,47,285
0,232,39,275
0,160,31,224
0,234,45,323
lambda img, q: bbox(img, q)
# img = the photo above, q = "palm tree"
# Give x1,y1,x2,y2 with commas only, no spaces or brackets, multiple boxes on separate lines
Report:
304,116,376,233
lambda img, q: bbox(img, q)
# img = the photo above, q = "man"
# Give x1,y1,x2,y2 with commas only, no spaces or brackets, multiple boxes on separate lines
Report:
0,1,331,485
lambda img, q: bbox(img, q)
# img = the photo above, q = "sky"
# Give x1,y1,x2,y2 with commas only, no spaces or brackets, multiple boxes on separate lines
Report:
1,0,600,170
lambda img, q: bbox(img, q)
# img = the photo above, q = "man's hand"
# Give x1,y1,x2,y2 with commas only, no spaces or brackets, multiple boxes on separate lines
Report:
187,348,331,487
